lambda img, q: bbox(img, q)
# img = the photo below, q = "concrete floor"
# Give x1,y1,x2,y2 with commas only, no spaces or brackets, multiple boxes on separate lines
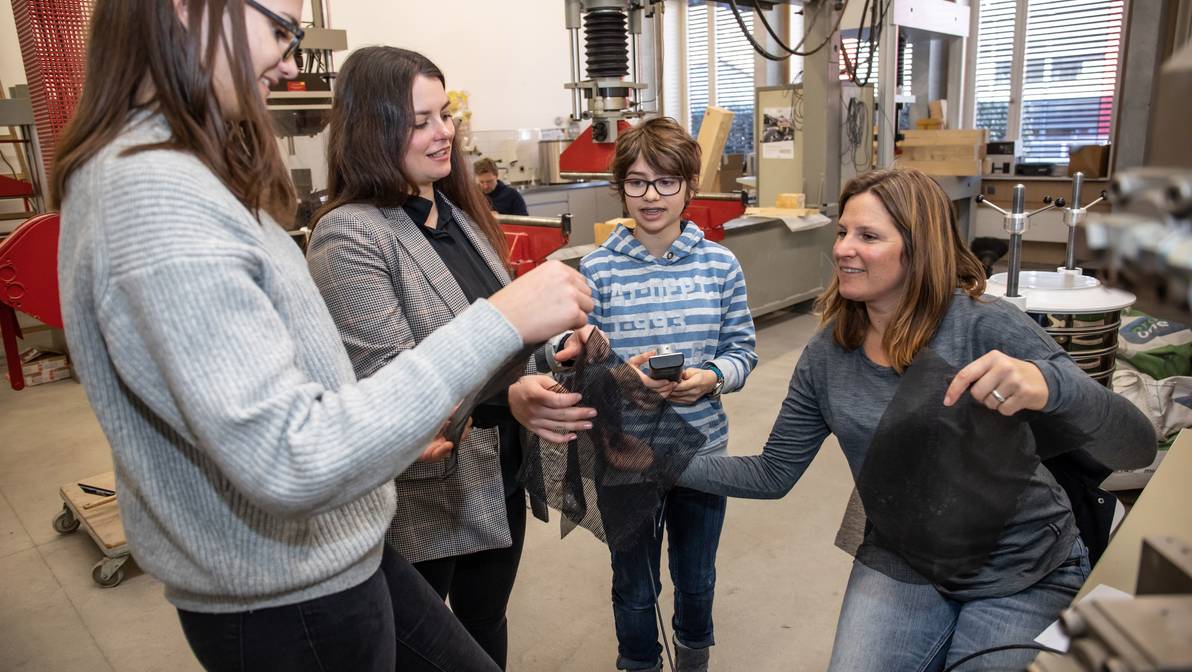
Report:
0,306,857,672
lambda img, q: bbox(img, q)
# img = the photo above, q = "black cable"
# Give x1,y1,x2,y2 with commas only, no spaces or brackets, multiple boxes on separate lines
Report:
753,0,843,57
0,148,18,178
752,0,820,57
940,643,1062,672
727,0,851,61
839,0,892,88
839,0,874,86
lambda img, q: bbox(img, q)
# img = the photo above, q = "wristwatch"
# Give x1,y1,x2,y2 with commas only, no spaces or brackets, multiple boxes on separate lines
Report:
703,362,725,398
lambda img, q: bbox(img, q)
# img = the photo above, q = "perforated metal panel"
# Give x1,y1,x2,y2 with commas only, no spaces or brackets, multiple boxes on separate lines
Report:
11,0,94,184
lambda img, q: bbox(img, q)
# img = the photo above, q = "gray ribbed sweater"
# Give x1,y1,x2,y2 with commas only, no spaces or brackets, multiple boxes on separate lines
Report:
57,114,523,612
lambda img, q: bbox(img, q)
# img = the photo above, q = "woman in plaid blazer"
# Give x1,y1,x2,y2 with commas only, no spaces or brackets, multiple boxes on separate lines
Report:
306,47,591,670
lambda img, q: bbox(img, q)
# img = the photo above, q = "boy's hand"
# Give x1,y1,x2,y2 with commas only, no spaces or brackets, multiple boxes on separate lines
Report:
627,351,677,399
669,368,718,404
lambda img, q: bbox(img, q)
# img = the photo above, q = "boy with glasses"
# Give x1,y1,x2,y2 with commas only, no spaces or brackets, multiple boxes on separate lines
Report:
580,117,757,672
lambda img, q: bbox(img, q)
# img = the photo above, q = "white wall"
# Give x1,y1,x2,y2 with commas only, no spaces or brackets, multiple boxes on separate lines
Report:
0,2,25,92
327,0,575,131
1,1,579,132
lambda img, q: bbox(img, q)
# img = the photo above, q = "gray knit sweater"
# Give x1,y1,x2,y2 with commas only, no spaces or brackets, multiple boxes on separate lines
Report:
57,114,523,612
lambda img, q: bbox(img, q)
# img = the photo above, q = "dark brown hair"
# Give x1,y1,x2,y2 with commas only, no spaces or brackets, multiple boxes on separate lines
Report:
816,168,987,372
610,116,701,203
52,0,295,225
317,47,507,261
473,158,498,176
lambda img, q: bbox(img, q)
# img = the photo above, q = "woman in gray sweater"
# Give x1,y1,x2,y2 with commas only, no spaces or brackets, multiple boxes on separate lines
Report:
50,1,591,670
680,168,1156,671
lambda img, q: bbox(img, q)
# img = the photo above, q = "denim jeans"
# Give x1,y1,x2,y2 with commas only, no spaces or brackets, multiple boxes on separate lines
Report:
609,486,728,671
178,545,500,672
828,536,1091,672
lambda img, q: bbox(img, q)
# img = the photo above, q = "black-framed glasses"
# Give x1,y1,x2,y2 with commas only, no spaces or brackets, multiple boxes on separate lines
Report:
245,0,305,63
621,176,685,198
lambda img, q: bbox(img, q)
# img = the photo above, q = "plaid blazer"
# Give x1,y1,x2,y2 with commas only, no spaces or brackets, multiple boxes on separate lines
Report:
307,196,517,563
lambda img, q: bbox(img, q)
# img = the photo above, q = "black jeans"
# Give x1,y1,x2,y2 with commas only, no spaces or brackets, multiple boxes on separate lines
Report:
178,546,500,672
412,491,527,671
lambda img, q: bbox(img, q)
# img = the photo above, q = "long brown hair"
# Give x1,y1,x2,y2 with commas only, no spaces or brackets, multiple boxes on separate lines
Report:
816,168,987,372
52,0,295,225
316,47,507,262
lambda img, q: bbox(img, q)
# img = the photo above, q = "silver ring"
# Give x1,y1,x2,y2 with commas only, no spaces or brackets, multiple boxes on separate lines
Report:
990,388,1007,405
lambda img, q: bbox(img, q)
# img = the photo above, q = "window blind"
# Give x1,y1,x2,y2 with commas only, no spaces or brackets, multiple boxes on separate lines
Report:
1019,0,1123,162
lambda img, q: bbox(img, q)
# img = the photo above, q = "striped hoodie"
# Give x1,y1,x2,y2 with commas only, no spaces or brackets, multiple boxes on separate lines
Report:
580,222,758,456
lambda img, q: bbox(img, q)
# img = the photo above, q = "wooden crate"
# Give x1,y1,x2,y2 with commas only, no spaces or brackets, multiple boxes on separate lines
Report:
895,129,987,176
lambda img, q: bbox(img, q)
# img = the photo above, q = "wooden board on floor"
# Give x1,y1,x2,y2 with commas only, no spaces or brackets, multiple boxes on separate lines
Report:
60,472,126,550
696,107,734,195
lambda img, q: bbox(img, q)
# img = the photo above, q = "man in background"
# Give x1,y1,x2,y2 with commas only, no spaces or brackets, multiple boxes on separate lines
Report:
474,158,529,216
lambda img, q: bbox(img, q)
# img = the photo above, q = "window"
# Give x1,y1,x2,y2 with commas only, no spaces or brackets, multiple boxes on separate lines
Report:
686,0,755,156
1020,0,1123,162
973,0,1124,163
687,2,709,134
973,0,1016,141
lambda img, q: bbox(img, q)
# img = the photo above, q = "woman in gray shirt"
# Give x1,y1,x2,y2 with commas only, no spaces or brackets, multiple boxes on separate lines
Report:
680,168,1155,671
51,1,591,670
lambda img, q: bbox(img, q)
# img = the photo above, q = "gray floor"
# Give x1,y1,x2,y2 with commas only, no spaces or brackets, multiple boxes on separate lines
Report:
0,307,856,672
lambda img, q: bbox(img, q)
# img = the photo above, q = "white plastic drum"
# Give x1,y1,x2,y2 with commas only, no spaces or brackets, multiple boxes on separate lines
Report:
986,270,1136,386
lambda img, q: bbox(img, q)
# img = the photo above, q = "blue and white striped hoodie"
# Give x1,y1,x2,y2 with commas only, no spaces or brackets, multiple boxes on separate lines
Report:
580,222,758,456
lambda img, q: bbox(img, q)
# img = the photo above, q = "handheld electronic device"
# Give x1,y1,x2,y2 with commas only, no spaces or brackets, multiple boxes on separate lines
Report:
647,350,684,381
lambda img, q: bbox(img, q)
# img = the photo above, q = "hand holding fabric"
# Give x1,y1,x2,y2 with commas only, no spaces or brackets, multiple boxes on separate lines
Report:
553,324,598,364
509,374,595,442
943,349,1049,415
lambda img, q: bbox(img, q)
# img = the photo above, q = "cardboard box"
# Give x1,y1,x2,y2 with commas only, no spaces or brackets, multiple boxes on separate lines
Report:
9,364,73,386
3,347,73,386
1068,144,1110,178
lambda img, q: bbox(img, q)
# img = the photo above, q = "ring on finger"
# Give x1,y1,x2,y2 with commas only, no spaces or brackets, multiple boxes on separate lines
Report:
989,388,1007,405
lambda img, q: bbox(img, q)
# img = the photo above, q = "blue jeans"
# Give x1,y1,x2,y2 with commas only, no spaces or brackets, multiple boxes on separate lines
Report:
609,486,727,670
828,537,1091,672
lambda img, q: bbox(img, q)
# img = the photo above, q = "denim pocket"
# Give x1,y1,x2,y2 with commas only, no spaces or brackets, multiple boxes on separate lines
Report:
1041,537,1091,592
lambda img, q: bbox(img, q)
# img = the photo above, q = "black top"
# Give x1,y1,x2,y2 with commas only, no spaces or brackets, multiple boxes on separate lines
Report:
485,180,529,217
403,191,504,302
403,191,524,498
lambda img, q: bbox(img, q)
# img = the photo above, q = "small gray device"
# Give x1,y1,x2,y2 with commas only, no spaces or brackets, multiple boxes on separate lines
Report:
648,347,684,381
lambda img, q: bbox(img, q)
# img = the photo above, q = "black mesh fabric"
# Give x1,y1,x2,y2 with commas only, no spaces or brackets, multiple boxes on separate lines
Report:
856,347,1039,585
520,331,706,551
444,345,538,446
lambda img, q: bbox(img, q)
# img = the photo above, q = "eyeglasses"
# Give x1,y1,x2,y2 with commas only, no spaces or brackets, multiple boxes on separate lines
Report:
621,176,685,198
245,0,305,63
